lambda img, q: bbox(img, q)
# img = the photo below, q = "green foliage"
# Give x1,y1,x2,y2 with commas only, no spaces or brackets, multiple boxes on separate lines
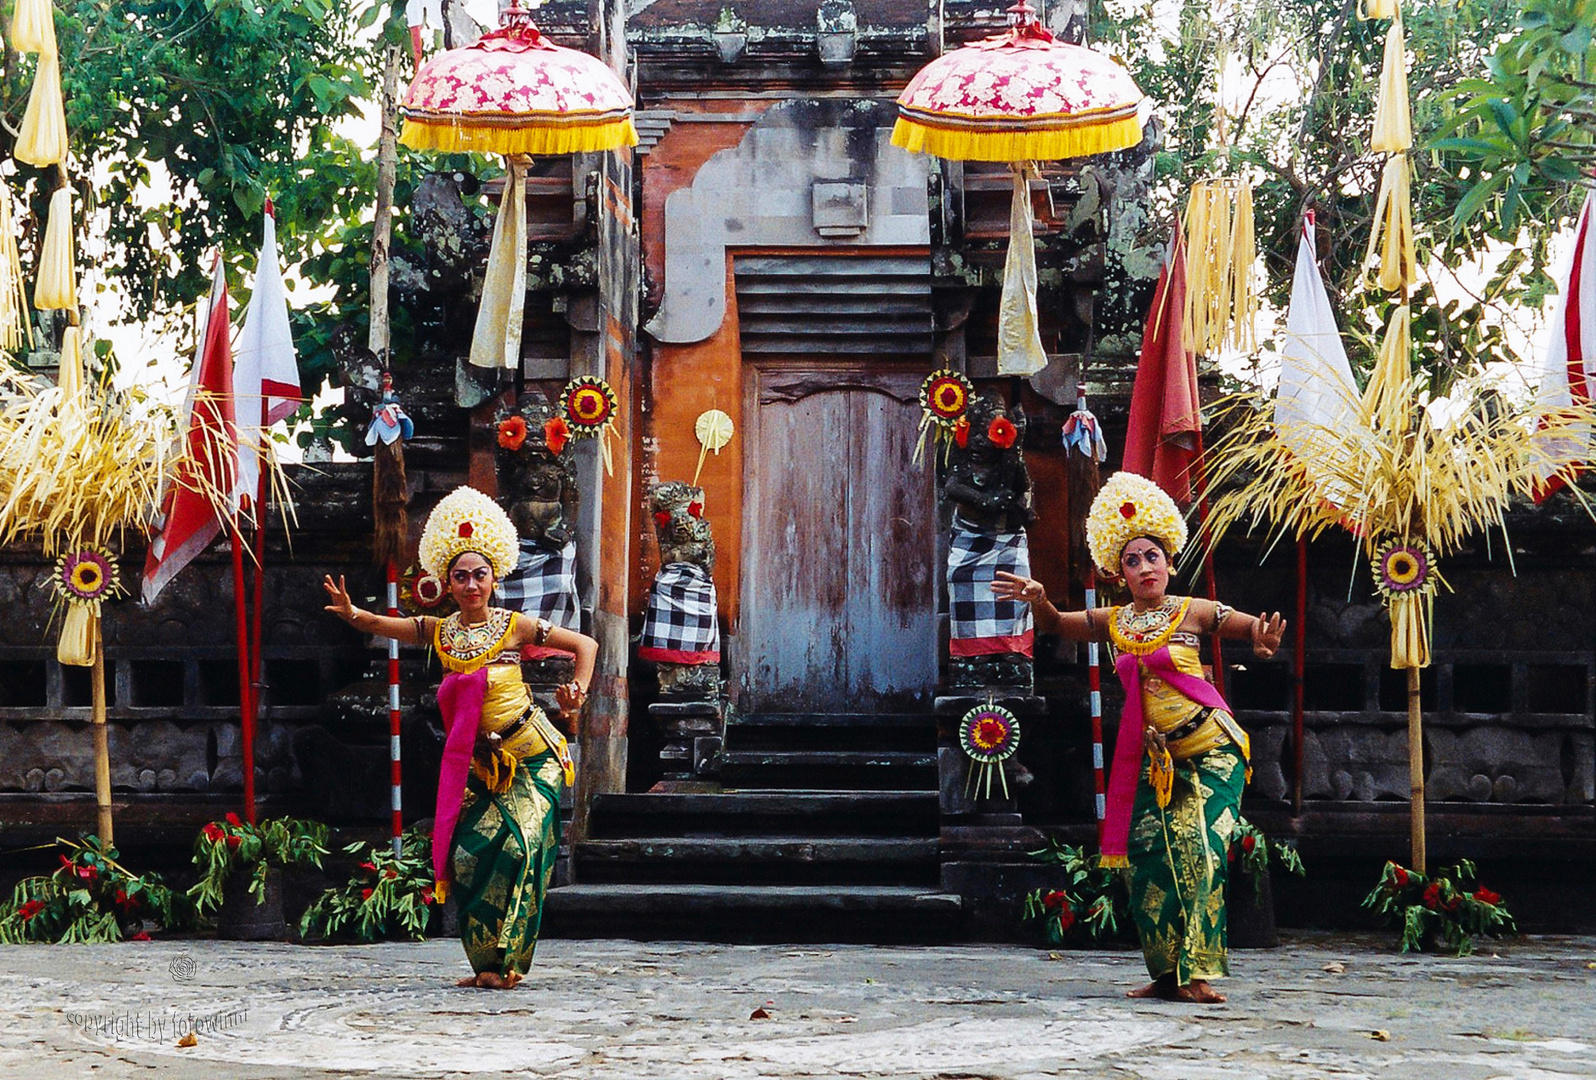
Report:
1361,858,1517,956
1229,816,1306,902
0,835,192,943
1021,837,1135,945
187,814,328,917
300,827,440,943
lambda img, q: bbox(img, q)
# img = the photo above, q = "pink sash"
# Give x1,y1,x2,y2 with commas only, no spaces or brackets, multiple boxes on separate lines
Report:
432,668,488,886
1102,646,1232,864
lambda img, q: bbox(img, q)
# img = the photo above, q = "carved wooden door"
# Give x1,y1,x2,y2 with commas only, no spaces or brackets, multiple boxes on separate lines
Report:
737,363,937,712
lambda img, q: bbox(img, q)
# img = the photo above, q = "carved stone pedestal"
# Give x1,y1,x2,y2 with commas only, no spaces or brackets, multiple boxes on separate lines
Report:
648,699,723,785
933,693,1047,818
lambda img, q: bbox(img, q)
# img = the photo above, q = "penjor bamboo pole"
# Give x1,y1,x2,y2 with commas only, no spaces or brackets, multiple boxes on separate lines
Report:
91,621,113,844
1408,664,1425,873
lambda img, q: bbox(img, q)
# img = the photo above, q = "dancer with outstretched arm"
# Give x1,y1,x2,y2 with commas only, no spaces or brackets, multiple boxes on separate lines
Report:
994,472,1283,1003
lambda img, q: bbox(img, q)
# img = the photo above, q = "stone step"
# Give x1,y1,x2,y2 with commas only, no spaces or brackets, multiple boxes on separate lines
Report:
542,883,964,942
725,713,936,754
587,791,938,839
718,750,938,791
573,836,939,886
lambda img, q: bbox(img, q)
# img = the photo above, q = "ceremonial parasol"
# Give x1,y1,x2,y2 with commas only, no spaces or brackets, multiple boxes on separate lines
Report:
893,2,1144,377
397,1,637,375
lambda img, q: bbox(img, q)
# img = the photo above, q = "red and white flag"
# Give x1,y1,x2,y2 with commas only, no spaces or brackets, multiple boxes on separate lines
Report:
231,210,301,514
1533,191,1596,501
142,257,238,605
1123,228,1201,504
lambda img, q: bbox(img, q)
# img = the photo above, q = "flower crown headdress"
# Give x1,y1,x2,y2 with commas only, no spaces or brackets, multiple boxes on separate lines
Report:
1085,471,1187,576
417,486,519,581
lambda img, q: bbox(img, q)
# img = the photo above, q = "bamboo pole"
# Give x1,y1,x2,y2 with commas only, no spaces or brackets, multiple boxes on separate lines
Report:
90,620,112,844
1407,665,1425,872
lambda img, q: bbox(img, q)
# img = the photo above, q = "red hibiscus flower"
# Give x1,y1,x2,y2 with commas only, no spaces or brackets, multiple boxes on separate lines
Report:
497,416,528,451
987,416,1018,450
1041,890,1065,910
1473,888,1501,906
359,862,377,875
1422,883,1442,910
77,864,98,883
543,416,570,455
1119,501,1136,519
129,930,152,942
203,823,224,843
688,501,703,519
1241,834,1257,854
384,868,398,880
1391,865,1409,888
114,889,139,914
18,900,45,922
57,854,74,874
420,888,435,905
953,417,970,448
1057,906,1076,933
225,835,241,850
225,812,242,827
653,510,672,529
361,887,374,901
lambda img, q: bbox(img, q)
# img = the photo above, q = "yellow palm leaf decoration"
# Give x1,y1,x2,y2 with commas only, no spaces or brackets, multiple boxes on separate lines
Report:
15,50,68,168
10,0,56,56
33,185,76,310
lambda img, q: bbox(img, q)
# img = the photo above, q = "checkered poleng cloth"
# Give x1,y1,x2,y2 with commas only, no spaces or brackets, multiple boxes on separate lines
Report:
639,562,721,664
947,515,1034,657
498,539,581,631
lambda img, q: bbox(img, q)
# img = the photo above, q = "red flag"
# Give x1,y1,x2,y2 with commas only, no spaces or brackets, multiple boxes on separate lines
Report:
1533,191,1596,502
1123,230,1201,505
142,257,238,604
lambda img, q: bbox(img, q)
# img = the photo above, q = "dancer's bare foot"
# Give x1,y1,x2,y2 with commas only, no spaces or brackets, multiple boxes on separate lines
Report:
1126,974,1177,999
456,973,482,988
1171,979,1226,1004
470,970,521,990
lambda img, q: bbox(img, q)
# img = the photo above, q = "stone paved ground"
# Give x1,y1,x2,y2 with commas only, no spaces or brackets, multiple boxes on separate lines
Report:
2,932,1594,1079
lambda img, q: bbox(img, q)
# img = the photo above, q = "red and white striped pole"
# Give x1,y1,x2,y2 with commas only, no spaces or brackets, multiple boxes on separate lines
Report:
386,559,403,857
1085,566,1106,844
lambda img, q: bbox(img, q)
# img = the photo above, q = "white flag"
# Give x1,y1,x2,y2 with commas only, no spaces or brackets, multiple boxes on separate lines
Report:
1532,191,1596,500
232,211,302,510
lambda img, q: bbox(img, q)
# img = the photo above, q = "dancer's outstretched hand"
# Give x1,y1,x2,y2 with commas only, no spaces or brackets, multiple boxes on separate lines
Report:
993,570,1044,603
322,575,355,621
1252,611,1286,658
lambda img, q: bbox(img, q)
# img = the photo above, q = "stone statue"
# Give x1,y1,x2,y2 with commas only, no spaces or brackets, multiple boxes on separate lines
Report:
942,393,1035,689
641,481,721,699
496,397,581,684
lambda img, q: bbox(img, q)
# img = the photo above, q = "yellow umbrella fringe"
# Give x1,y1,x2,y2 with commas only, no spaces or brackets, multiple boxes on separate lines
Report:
10,0,56,56
399,115,639,156
33,185,75,310
890,115,1143,163
0,183,33,352
15,49,68,169
1371,19,1413,153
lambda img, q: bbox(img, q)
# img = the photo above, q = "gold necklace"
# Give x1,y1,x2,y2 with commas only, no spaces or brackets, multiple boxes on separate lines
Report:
1110,596,1190,655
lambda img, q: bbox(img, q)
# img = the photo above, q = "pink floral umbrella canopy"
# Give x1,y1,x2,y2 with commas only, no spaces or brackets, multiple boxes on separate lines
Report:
893,2,1143,162
400,3,637,156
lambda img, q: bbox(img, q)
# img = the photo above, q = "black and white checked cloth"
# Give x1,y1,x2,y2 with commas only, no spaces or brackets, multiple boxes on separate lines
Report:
498,539,581,631
638,562,721,663
947,515,1034,656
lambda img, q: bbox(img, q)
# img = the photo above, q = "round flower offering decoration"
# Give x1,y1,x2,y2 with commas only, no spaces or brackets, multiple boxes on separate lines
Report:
53,548,121,606
1373,539,1436,599
959,702,1021,802
399,564,452,615
560,376,618,437
920,369,972,428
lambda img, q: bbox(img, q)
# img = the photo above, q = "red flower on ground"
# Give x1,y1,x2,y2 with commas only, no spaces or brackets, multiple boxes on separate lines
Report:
1041,890,1065,910
18,900,45,922
129,930,152,942
497,416,528,451
543,416,570,455
203,823,224,843
361,888,374,901
1422,883,1442,910
1473,888,1501,906
1241,834,1257,854
225,812,242,827
987,416,1017,450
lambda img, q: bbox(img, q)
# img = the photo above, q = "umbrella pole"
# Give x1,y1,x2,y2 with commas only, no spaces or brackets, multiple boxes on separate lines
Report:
1407,665,1425,873
230,516,257,823
91,621,113,844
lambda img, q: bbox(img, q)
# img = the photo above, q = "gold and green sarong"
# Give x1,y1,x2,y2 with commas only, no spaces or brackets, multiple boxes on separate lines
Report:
452,749,564,977
1126,742,1246,985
